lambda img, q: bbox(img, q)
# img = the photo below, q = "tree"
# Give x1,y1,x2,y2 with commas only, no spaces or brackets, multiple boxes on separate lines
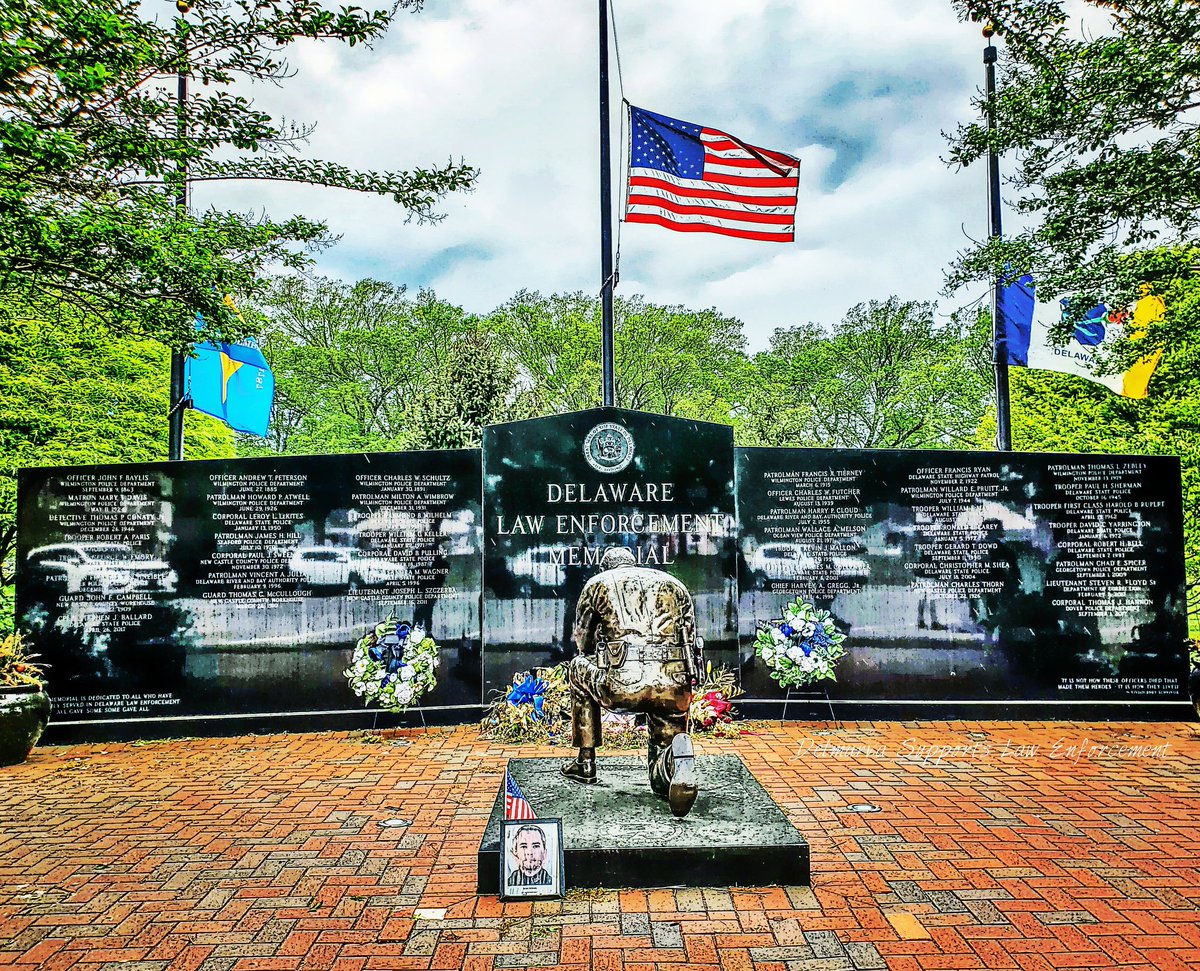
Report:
239,276,534,455
739,298,992,449
0,300,235,632
487,291,750,423
406,332,539,449
1,0,477,347
946,1,1200,345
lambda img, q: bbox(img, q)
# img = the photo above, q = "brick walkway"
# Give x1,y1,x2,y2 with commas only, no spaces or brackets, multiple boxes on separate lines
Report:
1,721,1198,970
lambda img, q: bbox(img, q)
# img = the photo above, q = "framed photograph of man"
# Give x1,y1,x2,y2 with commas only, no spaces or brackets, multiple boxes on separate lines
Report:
499,818,565,900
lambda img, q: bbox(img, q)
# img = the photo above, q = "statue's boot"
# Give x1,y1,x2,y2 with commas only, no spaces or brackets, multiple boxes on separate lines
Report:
561,753,598,784
668,734,697,817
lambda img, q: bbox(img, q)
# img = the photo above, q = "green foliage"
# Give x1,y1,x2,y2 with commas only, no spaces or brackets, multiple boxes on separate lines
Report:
244,281,751,456
946,0,1200,403
0,297,234,624
487,291,750,423
0,631,45,689
238,276,535,455
406,332,539,449
739,298,992,448
1,0,477,348
947,2,1200,304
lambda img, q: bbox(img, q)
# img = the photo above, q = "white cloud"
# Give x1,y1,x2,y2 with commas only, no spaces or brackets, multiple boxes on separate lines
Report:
195,0,998,349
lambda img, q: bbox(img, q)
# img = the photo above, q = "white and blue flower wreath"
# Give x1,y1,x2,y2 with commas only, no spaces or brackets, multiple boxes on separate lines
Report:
755,597,847,689
344,617,439,713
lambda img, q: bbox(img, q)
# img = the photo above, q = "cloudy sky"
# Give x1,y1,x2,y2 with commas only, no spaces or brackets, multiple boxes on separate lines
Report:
196,0,998,350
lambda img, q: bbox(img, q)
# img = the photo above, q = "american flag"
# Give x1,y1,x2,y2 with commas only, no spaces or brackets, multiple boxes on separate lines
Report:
504,769,536,821
625,104,800,243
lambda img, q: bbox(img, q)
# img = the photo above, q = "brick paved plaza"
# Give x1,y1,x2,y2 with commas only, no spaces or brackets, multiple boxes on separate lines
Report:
1,721,1198,970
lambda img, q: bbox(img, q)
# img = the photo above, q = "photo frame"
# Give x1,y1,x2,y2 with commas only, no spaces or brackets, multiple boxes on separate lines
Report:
499,818,565,900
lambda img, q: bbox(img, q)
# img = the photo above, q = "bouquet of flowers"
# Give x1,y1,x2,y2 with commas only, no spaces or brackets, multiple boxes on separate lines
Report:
687,662,743,731
344,617,439,712
480,664,571,744
755,598,847,688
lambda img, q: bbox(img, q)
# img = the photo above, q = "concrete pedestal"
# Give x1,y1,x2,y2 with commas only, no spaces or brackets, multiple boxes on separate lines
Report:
478,754,809,893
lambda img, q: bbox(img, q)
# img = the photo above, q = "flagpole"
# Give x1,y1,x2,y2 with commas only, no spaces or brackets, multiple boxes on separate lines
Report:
598,0,615,408
984,22,1012,451
169,1,191,461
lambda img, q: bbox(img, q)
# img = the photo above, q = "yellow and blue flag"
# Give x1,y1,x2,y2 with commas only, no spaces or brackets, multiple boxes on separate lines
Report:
185,336,275,436
996,276,1163,399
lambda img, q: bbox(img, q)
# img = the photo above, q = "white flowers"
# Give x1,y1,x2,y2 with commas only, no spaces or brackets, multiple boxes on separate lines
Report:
754,597,847,690
343,619,439,713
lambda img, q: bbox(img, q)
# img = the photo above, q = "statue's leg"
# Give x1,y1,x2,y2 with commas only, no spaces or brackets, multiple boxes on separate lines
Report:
647,708,697,817
646,709,684,795
562,655,604,784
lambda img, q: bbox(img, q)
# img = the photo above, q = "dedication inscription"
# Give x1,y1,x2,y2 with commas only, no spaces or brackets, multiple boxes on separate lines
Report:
736,448,1188,701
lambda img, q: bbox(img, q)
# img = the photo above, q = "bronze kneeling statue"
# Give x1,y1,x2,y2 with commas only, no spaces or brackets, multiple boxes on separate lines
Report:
560,547,701,817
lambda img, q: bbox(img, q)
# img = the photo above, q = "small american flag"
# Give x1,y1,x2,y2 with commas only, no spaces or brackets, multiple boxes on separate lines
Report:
625,104,800,243
504,769,536,821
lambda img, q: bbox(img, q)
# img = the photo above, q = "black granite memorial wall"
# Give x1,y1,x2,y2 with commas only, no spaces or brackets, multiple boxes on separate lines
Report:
735,447,1189,706
15,415,1190,739
16,450,482,733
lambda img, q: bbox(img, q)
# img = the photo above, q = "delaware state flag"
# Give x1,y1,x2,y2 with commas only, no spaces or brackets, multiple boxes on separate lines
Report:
997,277,1164,399
185,337,275,436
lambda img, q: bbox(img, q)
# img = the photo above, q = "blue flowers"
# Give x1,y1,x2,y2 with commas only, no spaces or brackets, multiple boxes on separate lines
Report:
780,623,795,638
507,674,547,720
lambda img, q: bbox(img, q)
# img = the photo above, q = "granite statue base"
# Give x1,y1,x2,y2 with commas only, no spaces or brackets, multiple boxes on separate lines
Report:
478,755,809,893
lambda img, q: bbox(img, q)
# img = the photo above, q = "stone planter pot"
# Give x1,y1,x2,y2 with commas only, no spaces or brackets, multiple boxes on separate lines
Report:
0,687,52,767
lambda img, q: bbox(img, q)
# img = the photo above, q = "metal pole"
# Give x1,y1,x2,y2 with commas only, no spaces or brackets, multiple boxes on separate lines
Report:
985,26,1012,451
169,11,189,461
599,0,615,408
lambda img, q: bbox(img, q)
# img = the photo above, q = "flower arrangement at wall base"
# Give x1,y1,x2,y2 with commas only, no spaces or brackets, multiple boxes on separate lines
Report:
344,618,439,713
688,663,744,739
0,633,52,766
480,665,570,744
482,659,750,745
755,598,847,689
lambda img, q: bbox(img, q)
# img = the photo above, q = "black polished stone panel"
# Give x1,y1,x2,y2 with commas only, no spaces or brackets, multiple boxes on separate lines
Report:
16,450,483,730
482,409,737,697
736,447,1189,703
478,756,809,893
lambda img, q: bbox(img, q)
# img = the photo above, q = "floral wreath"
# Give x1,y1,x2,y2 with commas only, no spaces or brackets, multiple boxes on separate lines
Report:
755,597,847,688
344,616,439,712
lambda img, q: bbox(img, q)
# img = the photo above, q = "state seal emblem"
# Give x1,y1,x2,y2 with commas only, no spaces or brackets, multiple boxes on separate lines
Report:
583,422,634,474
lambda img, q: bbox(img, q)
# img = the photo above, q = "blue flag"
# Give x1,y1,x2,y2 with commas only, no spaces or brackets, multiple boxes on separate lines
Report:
996,273,1035,366
185,337,274,437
